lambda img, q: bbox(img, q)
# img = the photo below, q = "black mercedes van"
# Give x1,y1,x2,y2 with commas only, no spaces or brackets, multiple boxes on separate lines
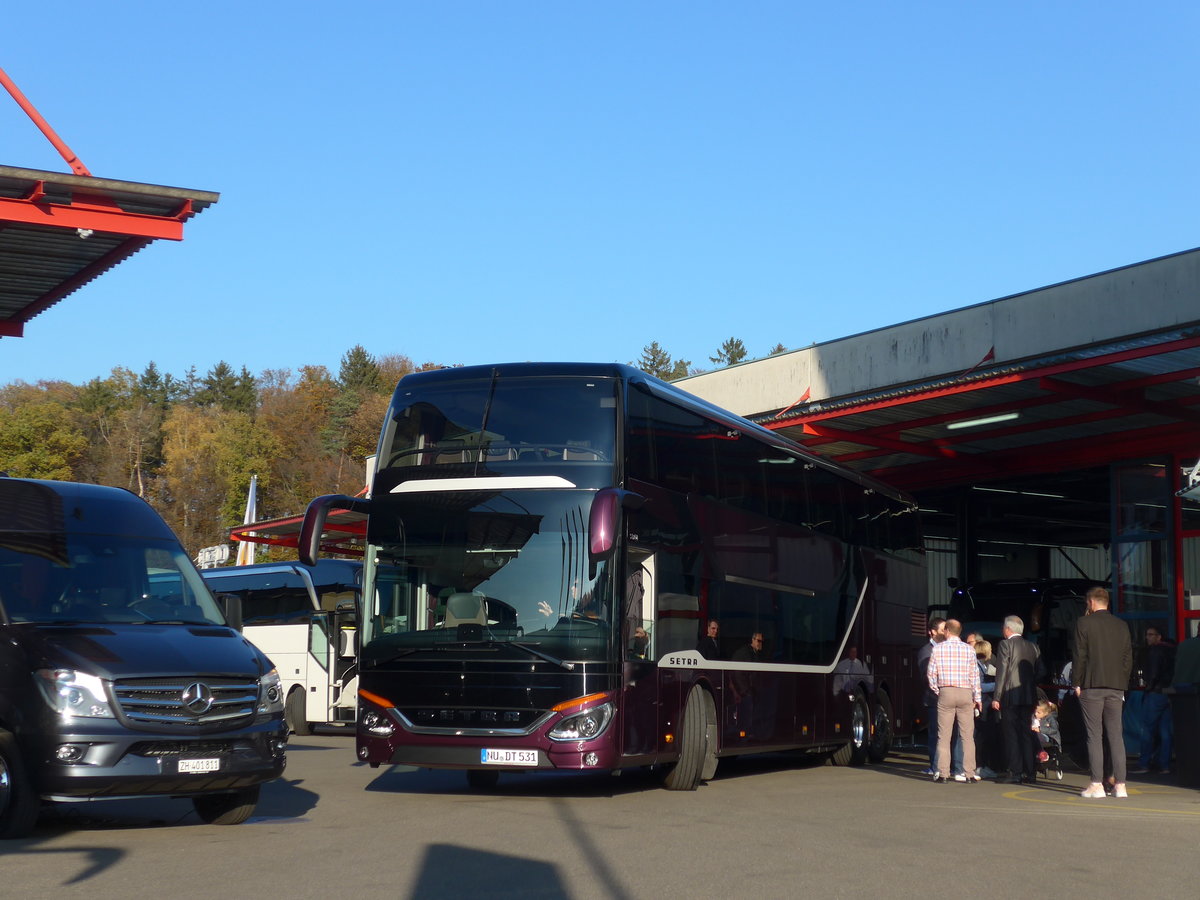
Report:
0,478,287,838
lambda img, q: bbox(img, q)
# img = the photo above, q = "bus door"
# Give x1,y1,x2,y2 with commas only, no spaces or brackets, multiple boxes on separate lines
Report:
308,605,357,724
621,551,658,759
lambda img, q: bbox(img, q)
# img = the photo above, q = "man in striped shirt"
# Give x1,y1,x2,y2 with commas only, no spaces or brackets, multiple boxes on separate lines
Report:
927,618,982,783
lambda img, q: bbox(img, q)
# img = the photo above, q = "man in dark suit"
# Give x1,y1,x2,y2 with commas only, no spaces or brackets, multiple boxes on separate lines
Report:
991,615,1043,783
696,619,721,659
1073,586,1133,798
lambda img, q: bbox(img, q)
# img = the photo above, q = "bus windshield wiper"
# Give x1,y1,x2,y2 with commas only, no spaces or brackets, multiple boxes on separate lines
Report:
505,640,575,671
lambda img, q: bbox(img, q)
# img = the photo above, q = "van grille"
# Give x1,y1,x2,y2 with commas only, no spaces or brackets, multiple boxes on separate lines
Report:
112,676,258,730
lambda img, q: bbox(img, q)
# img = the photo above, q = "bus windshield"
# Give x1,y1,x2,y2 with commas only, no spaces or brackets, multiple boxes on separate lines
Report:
363,489,614,663
380,374,617,475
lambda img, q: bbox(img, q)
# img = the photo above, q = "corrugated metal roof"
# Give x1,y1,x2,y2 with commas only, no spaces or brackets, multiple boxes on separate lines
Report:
761,328,1200,490
0,164,218,336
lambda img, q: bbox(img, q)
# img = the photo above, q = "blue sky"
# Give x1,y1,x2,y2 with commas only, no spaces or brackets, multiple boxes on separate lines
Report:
2,2,1198,386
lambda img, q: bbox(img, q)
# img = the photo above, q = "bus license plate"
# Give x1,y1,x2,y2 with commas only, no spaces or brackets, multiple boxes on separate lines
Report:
178,758,221,774
480,748,537,767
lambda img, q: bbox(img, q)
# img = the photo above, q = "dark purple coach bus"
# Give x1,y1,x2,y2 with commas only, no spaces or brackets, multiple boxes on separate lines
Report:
300,363,927,790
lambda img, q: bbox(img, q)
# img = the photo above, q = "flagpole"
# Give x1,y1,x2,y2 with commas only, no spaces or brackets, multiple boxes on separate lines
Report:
235,475,258,566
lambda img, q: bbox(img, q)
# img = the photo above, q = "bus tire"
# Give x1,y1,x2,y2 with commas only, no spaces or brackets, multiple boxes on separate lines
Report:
193,785,260,826
286,688,312,736
0,729,40,839
867,690,893,763
662,686,712,791
830,694,870,767
467,769,500,789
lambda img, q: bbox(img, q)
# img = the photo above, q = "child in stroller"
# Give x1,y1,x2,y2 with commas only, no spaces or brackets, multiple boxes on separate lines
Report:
1032,699,1064,780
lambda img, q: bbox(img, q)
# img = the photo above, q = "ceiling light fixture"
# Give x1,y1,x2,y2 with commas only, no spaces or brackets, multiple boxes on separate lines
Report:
947,412,1020,431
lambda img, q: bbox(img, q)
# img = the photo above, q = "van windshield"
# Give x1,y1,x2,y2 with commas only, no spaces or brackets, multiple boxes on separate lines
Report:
0,534,225,626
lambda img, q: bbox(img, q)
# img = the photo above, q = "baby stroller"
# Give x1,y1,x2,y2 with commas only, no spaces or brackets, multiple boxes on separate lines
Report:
1036,736,1065,781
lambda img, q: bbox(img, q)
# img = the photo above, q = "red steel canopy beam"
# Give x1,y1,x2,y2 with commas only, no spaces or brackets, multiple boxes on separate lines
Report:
0,191,191,240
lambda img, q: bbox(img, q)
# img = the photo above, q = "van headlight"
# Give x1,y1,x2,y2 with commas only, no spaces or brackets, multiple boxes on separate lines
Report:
258,668,285,715
548,702,614,742
35,669,115,719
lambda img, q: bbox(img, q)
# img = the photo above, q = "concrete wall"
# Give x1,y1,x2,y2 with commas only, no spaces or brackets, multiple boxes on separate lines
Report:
680,248,1200,417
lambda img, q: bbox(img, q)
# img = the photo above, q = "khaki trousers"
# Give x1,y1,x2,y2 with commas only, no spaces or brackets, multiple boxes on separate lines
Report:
936,686,976,778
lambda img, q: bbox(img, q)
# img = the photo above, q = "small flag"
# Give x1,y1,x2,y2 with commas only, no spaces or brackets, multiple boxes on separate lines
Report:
911,608,928,636
235,475,257,566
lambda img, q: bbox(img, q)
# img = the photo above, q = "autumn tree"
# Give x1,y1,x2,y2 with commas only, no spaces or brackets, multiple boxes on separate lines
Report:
0,382,89,480
257,366,343,518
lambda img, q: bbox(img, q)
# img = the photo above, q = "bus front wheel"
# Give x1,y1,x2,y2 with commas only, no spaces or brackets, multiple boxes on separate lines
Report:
662,686,715,791
286,689,312,736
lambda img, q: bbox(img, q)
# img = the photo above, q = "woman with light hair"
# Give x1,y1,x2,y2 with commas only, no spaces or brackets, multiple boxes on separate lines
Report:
970,634,1000,777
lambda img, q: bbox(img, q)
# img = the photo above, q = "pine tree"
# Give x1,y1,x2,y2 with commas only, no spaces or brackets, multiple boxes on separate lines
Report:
709,338,748,367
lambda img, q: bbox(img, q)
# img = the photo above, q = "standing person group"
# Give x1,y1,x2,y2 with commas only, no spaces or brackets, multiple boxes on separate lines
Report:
926,618,982,783
1072,586,1133,799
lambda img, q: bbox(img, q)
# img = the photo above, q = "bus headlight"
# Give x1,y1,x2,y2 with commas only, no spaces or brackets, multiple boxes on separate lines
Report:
35,669,115,719
548,702,613,742
258,668,285,715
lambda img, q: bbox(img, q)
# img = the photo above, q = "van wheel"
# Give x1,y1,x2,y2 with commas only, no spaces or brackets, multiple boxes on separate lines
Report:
662,686,714,791
830,694,870,767
286,689,312,736
193,785,261,825
867,690,893,763
0,729,40,839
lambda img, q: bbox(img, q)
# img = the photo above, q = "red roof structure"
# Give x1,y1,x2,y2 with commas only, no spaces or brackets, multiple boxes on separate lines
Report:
1,67,217,338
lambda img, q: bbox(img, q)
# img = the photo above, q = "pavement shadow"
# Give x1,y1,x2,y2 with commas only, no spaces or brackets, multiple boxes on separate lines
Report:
409,843,569,900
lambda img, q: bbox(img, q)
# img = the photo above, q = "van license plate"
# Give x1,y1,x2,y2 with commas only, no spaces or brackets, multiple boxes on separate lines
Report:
480,748,537,766
178,758,221,774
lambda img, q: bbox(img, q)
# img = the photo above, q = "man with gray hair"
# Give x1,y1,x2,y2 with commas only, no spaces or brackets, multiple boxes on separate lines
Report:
991,614,1043,783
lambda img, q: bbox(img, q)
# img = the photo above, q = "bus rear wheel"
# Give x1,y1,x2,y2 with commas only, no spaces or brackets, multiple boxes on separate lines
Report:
662,686,715,791
830,694,870,767
286,688,312,736
867,690,893,763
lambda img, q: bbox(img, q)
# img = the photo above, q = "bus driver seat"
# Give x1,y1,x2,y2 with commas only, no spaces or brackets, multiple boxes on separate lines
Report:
443,592,488,627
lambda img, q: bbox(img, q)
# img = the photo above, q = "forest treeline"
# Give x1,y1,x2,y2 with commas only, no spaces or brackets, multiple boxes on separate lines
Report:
0,339,785,559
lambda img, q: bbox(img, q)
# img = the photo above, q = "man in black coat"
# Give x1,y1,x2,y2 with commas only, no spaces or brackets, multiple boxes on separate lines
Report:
991,615,1043,783
1073,586,1133,798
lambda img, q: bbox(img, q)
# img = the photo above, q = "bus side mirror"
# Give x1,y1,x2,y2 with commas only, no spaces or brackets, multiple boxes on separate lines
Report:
219,593,243,632
589,488,645,562
299,494,371,566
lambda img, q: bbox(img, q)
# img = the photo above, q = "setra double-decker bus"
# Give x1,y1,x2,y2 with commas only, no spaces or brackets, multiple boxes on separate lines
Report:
298,362,927,790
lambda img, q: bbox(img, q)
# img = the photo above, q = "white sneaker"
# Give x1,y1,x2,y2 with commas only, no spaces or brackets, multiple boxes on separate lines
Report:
1080,783,1106,799
1114,783,1128,799
953,774,967,782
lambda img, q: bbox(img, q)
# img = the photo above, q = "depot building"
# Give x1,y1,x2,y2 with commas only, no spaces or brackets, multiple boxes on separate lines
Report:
681,247,1200,645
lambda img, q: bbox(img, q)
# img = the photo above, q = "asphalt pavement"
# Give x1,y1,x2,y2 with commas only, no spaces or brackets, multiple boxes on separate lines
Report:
3,731,1197,899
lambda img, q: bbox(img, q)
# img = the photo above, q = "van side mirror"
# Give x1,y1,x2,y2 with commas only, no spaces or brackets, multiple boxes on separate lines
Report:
299,494,372,566
218,593,243,632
